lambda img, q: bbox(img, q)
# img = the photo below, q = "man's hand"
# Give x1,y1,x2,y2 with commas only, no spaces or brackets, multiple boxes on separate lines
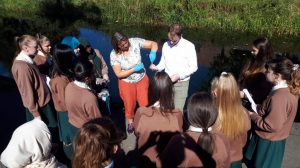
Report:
149,64,158,71
170,74,180,82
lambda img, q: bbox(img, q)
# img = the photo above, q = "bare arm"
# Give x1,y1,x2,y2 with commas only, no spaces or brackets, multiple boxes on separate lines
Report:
112,64,135,79
142,40,158,52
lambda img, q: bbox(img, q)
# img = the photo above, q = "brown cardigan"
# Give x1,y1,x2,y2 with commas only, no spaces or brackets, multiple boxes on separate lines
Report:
134,107,183,161
33,54,51,75
228,110,251,162
11,60,50,117
156,131,231,168
65,82,102,128
241,68,274,104
50,75,71,112
251,87,298,141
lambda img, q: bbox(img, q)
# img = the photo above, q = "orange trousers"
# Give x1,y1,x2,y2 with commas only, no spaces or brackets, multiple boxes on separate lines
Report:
118,75,149,119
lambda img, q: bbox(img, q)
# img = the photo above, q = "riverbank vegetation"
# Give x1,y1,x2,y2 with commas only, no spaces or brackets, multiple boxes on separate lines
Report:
0,0,299,36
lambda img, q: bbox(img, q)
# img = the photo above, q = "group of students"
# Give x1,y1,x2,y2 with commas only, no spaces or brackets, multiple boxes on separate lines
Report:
0,29,299,168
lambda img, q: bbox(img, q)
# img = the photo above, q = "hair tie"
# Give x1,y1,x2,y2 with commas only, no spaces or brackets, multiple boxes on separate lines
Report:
221,72,228,75
188,125,212,133
293,64,299,71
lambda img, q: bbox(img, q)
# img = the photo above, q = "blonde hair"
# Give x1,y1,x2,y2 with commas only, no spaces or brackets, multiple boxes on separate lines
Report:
213,73,248,140
14,35,36,57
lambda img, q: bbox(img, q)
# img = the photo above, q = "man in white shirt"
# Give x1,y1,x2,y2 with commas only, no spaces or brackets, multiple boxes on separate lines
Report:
150,23,198,112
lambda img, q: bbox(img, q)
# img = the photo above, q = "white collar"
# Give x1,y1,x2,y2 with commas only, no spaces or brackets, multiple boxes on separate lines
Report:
188,125,212,133
16,51,34,64
104,161,114,168
74,80,91,90
37,50,46,57
152,101,160,107
272,80,288,91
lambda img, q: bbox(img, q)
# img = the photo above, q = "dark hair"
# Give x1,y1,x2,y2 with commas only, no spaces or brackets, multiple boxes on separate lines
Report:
111,31,131,55
239,37,275,85
74,61,95,82
187,92,218,155
147,72,174,114
168,23,183,36
266,57,300,96
36,33,50,55
72,117,125,168
49,44,74,80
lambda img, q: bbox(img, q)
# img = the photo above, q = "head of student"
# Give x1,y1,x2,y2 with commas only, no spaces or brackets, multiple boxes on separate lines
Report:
74,60,95,84
1,119,62,168
168,23,182,46
61,36,81,56
265,57,300,96
147,72,174,114
50,44,74,79
211,72,248,140
111,31,131,54
36,33,51,54
187,92,218,155
14,35,37,57
239,37,275,84
72,117,125,168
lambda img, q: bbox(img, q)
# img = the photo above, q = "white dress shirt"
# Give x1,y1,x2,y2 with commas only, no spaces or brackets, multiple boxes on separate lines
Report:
156,37,198,81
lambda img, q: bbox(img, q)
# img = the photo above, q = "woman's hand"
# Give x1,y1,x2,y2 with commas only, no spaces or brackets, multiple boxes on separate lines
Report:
149,51,156,63
134,64,144,72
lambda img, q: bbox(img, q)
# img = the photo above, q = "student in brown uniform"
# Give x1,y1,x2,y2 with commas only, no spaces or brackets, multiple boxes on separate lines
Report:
133,72,183,167
239,37,275,105
156,92,231,168
33,33,52,75
211,72,251,168
72,117,125,168
244,57,300,168
50,44,74,159
65,60,102,145
12,35,57,128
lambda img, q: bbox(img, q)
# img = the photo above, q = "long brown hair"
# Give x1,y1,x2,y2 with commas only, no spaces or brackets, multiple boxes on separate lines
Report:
239,37,275,86
212,73,248,140
187,92,218,155
111,31,131,55
147,72,175,115
14,35,36,58
266,57,300,96
36,33,50,55
72,117,125,168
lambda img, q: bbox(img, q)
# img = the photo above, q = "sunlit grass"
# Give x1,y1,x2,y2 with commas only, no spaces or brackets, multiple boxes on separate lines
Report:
0,0,299,36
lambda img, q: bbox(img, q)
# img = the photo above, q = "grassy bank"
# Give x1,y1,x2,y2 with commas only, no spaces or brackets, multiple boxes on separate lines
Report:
0,0,300,36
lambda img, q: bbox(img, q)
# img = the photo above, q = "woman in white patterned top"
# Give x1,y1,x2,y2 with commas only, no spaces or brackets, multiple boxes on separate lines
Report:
110,31,158,134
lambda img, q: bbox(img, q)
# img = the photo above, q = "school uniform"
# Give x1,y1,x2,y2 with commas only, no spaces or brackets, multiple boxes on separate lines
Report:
33,50,52,75
50,74,71,144
156,130,231,168
11,52,57,128
65,81,102,143
240,68,273,104
244,82,298,168
228,110,251,168
133,105,183,163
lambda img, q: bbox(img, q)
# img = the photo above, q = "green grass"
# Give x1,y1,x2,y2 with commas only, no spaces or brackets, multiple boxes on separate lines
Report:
0,0,299,36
